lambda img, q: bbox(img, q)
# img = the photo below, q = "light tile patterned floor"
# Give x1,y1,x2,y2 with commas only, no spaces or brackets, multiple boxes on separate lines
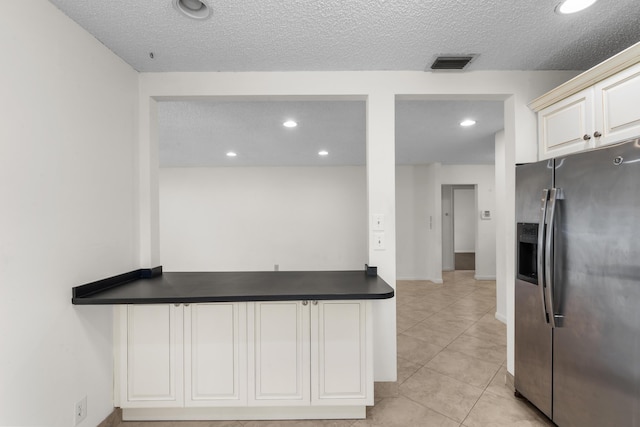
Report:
117,271,552,427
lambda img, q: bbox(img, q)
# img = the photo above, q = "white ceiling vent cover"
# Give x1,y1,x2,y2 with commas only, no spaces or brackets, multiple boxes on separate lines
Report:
429,55,478,71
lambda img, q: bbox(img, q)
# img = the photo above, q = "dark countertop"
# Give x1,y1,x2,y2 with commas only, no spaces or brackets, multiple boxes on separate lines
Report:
72,268,395,305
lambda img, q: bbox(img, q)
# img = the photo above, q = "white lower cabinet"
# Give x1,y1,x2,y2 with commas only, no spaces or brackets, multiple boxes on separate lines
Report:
247,300,372,407
116,299,372,420
248,301,310,405
184,303,247,407
116,302,246,409
118,304,184,408
311,300,372,406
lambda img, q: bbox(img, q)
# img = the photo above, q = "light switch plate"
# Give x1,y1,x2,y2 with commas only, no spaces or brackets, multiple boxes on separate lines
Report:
372,214,385,231
373,232,385,250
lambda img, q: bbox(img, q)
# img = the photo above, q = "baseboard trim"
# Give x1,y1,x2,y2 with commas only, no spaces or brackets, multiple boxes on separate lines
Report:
98,407,121,427
506,371,515,392
397,276,443,284
474,275,496,281
122,406,366,421
494,312,507,324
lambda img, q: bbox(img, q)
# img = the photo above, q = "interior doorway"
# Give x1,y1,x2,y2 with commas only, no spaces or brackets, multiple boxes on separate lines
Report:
442,184,477,271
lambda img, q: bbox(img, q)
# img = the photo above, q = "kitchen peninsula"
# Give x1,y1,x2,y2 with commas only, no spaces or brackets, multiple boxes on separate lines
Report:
72,268,394,421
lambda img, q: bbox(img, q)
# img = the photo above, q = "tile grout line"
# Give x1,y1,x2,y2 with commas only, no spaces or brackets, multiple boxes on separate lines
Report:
397,283,493,425
398,392,468,426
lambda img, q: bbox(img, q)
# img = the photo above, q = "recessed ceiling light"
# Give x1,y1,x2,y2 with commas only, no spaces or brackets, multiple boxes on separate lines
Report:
460,119,477,127
173,0,212,20
318,150,329,156
283,120,298,128
555,0,597,14
226,151,237,157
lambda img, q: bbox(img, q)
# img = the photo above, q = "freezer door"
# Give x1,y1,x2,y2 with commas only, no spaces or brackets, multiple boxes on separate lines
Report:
515,160,554,223
553,139,640,427
514,161,553,418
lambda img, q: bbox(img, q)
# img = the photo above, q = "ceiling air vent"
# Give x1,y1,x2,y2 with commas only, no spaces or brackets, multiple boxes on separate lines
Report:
429,55,478,71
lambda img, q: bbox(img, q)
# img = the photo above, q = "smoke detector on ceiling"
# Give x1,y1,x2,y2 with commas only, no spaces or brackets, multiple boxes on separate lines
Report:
428,54,478,71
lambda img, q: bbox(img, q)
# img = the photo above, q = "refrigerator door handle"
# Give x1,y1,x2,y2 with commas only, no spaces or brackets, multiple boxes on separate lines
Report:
545,187,563,328
538,189,550,324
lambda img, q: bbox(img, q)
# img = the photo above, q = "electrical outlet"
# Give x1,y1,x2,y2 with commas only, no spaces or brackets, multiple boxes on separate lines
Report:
74,396,87,425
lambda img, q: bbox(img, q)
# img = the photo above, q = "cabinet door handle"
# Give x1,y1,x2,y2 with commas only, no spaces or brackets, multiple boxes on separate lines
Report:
583,134,591,140
594,131,602,138
302,300,308,306
174,303,180,307
312,300,318,305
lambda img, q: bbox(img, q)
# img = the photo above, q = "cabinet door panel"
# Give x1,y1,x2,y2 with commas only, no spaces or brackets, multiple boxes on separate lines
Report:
595,63,640,146
312,301,372,405
184,303,247,406
124,304,183,407
248,301,310,405
538,89,594,160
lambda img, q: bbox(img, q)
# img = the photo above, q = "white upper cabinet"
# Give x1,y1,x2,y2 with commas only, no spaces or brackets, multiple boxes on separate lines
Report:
594,63,640,147
538,89,595,160
531,43,640,160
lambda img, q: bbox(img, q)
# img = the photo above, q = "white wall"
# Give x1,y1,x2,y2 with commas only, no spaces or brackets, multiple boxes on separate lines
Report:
453,188,476,253
441,185,454,271
396,164,495,281
159,166,367,271
0,2,138,426
138,70,578,381
396,164,442,282
396,167,418,277
441,165,496,281
494,130,508,324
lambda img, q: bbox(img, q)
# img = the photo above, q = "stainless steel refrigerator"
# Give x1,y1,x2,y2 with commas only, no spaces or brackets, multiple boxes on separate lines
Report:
515,138,640,427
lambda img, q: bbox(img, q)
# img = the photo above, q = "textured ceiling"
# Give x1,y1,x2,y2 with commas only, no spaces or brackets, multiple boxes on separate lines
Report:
158,100,503,167
46,0,635,167
158,101,367,167
48,0,640,72
396,100,503,165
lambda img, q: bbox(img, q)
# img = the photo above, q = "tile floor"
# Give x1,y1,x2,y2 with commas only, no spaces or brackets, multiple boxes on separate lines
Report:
117,271,552,427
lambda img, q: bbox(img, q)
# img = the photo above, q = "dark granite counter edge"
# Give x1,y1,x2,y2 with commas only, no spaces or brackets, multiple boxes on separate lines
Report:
72,266,395,305
72,291,395,305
